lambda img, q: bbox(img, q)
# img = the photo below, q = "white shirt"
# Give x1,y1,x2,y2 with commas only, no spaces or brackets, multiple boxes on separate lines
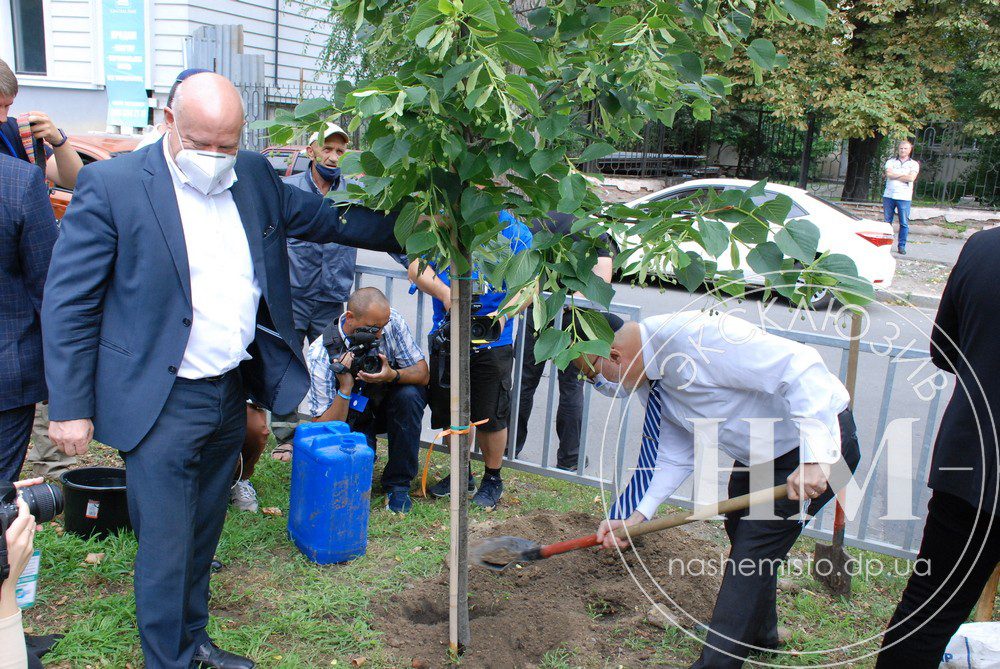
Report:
883,158,919,201
163,139,261,379
621,311,849,520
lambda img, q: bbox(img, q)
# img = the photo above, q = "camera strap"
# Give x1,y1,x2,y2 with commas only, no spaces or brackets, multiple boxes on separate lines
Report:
0,527,9,586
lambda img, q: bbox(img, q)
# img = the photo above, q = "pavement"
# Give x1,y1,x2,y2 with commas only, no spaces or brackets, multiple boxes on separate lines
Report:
880,233,965,309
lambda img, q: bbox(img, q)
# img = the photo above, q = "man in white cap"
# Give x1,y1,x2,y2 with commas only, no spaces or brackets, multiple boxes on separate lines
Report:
265,122,407,467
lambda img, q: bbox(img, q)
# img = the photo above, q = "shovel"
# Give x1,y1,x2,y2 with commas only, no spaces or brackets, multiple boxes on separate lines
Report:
471,485,788,572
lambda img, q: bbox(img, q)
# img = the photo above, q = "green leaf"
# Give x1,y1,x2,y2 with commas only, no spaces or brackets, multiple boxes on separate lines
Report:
534,328,572,362
529,148,564,175
404,86,428,104
457,151,488,181
370,135,412,168
513,126,536,153
747,39,778,70
294,97,330,118
406,230,438,256
746,241,783,277
443,60,479,93
744,179,767,200
774,219,820,263
698,218,730,258
674,252,706,291
460,187,496,224
506,249,542,286
780,0,829,27
338,151,363,177
464,0,497,27
578,308,615,343
574,338,611,359
505,74,540,114
673,53,704,82
406,0,443,38
495,31,543,69
756,194,793,223
537,113,572,141
577,142,616,162
692,99,712,121
580,271,614,308
603,15,638,43
816,253,859,280
557,173,588,212
732,218,769,244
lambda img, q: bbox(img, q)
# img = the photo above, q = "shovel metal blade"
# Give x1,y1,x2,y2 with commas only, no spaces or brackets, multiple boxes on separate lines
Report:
812,542,854,598
470,536,542,572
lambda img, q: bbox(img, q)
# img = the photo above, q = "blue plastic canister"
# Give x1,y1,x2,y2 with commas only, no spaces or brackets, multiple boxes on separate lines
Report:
288,421,374,564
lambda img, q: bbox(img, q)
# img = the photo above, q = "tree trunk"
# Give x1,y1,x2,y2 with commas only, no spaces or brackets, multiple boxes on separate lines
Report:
841,133,883,202
448,234,472,655
797,114,816,190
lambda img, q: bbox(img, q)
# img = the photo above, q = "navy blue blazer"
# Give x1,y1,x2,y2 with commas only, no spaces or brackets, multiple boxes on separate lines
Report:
0,153,57,411
41,141,400,451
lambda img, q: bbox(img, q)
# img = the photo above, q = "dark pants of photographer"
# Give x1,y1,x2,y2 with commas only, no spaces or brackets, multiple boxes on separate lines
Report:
357,384,427,492
692,410,860,669
515,310,583,470
123,371,245,669
0,405,34,482
875,491,1000,669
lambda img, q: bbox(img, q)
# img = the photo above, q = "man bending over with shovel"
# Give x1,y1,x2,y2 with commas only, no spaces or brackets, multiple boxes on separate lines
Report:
574,310,861,669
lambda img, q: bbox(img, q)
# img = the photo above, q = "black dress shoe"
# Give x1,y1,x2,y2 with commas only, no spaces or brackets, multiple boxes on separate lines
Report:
193,642,256,669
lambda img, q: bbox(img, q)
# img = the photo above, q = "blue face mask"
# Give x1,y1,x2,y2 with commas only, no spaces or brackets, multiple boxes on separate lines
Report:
314,162,341,184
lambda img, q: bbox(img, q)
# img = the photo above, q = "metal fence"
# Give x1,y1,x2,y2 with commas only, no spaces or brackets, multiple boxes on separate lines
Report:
352,263,944,560
238,82,359,152
591,108,1000,210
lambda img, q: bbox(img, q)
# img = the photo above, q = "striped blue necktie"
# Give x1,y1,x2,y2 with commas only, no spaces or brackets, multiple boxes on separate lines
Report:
610,379,662,520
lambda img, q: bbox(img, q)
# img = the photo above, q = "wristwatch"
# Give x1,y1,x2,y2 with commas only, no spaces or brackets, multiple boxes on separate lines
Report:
50,129,68,148
392,369,401,384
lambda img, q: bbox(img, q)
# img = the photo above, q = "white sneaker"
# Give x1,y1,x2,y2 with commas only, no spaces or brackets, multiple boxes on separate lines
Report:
230,480,259,513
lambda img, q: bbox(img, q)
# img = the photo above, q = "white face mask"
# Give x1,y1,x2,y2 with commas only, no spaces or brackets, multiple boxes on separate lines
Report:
591,372,628,399
171,116,237,196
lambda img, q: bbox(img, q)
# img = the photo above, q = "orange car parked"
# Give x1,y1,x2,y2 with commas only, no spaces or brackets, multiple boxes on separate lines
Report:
49,134,142,219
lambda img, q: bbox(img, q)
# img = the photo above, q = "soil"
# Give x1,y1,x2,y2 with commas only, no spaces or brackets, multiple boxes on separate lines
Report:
378,511,730,669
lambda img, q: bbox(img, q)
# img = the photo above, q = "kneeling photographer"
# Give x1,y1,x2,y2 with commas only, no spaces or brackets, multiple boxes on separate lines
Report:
301,288,429,513
408,211,533,510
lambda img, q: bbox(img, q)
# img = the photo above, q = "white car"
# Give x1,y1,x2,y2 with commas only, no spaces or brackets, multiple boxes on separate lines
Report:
614,178,896,308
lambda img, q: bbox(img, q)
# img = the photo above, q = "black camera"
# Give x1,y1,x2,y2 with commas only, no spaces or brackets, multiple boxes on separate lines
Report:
331,326,383,376
432,299,503,351
0,481,63,583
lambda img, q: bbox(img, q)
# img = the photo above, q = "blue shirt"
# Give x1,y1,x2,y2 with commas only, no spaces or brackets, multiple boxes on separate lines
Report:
427,211,532,350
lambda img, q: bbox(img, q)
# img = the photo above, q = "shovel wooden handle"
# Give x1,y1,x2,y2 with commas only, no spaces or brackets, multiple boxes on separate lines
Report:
538,484,789,559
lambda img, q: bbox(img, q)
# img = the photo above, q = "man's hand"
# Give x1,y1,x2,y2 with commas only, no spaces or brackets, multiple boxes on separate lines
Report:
27,111,63,146
335,352,355,393
596,512,646,550
787,463,831,501
357,354,396,384
50,419,94,457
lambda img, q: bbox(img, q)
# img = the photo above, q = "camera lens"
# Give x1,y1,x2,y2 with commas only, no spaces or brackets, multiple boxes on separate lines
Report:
20,483,64,524
470,321,486,340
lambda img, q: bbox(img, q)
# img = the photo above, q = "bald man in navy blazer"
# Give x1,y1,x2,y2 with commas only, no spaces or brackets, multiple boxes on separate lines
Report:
41,74,401,669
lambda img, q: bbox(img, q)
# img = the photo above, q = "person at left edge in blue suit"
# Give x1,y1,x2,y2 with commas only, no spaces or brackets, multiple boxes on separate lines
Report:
41,73,402,669
0,153,57,482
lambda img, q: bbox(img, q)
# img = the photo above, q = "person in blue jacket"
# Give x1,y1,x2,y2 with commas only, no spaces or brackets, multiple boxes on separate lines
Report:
408,210,532,509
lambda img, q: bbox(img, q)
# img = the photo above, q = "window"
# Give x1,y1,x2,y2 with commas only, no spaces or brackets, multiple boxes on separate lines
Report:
11,0,47,75
749,191,809,220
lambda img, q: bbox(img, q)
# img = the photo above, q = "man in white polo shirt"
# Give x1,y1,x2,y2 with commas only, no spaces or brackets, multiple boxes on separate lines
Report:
883,139,920,255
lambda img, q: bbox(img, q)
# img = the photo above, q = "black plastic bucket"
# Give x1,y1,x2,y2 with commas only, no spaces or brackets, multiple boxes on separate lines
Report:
60,467,132,538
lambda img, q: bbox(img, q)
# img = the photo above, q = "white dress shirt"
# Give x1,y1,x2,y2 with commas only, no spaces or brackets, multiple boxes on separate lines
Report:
626,311,850,520
163,139,261,379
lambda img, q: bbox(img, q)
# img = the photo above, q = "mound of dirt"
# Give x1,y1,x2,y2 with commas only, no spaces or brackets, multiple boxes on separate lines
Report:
379,511,729,668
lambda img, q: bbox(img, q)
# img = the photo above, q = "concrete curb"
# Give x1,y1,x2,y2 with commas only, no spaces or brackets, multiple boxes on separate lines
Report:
876,289,941,310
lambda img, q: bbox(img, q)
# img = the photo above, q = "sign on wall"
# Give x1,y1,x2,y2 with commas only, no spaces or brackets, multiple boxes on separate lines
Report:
102,0,148,129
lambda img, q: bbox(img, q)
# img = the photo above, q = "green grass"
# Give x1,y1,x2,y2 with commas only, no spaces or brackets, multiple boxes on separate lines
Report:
21,443,938,668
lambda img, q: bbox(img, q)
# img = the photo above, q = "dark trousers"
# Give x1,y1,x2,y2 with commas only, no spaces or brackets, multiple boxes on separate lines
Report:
0,404,35,482
358,384,427,491
273,301,345,443
692,409,861,669
123,372,245,669
876,491,1000,668
514,312,583,469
